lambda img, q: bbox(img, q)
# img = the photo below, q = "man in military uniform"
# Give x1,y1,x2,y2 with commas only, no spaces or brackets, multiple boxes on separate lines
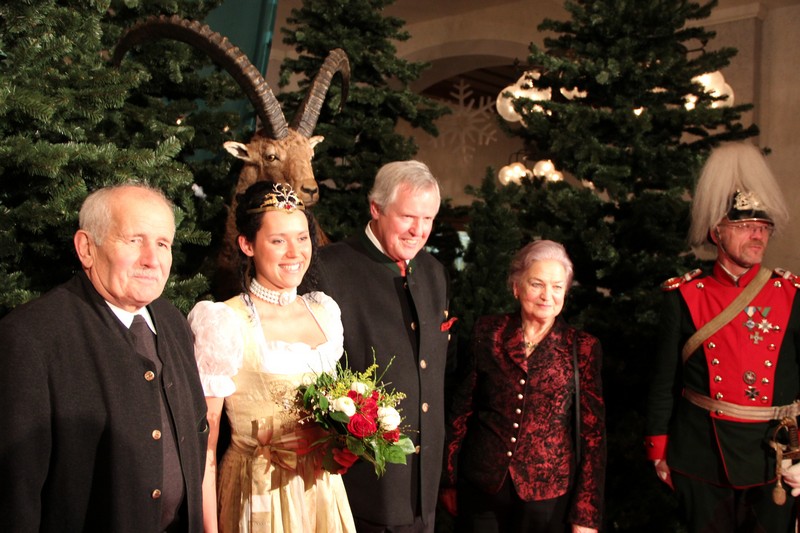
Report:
645,142,800,532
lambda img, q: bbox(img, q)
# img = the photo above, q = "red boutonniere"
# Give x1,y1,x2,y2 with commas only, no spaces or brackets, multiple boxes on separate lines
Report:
440,317,458,332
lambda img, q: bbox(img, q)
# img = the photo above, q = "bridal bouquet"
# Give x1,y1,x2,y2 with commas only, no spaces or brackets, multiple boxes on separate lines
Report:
297,355,415,477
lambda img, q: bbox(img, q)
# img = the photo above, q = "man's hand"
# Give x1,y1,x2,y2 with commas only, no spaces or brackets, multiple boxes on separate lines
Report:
781,461,800,497
654,459,673,489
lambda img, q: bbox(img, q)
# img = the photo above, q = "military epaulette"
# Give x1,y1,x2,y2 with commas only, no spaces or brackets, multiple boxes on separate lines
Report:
773,267,800,289
660,268,703,291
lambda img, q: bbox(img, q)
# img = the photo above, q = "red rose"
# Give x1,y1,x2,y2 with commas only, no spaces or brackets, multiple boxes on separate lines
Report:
382,429,400,442
347,390,361,401
361,396,379,419
347,413,378,438
332,447,359,474
371,390,380,401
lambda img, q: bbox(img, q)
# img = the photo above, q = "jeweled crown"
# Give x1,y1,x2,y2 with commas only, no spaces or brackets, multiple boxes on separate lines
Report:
247,183,305,214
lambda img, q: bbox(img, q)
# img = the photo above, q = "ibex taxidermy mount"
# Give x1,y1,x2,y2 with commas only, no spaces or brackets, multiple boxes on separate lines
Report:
112,15,349,299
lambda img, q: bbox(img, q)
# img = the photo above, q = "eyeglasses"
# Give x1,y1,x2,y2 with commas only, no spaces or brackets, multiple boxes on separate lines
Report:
718,222,775,237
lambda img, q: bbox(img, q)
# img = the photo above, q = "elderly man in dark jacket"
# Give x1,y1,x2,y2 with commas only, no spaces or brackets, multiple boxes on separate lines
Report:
315,160,453,533
0,183,208,532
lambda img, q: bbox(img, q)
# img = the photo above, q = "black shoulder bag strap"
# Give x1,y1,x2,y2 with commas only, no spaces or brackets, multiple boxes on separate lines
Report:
573,334,581,465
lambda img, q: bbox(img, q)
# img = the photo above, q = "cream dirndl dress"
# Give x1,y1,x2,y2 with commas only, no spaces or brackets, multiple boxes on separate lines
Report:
188,292,355,533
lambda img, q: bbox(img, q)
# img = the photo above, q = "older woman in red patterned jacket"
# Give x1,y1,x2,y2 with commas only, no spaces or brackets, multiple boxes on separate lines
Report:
440,240,606,532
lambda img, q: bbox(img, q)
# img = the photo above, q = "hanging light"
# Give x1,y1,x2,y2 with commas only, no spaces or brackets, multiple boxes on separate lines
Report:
496,70,552,123
685,70,735,109
560,87,587,100
496,87,522,122
497,161,531,185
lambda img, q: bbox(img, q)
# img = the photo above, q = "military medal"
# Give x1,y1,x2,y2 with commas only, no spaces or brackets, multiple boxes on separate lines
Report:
744,306,775,345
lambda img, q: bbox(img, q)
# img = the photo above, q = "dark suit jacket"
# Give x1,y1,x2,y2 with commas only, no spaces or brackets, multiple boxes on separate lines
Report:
0,272,208,532
316,232,452,528
444,314,606,529
645,264,800,487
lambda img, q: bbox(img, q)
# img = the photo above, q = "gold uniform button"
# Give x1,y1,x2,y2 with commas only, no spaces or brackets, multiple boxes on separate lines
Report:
715,392,724,400
714,376,722,383
414,445,421,454
711,358,720,366
151,489,162,499
506,451,513,457
707,342,716,349
152,430,162,440
765,360,774,368
144,371,156,381
420,360,427,369
410,322,417,331
422,402,429,413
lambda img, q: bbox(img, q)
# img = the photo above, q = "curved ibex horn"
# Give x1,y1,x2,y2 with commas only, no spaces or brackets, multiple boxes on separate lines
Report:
291,48,350,138
111,14,289,140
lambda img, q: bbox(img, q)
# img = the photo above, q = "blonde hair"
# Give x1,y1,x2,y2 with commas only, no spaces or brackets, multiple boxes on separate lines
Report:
689,142,789,246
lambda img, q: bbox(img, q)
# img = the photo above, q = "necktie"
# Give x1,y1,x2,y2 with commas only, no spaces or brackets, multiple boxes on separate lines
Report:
129,315,184,529
130,315,160,369
396,260,407,277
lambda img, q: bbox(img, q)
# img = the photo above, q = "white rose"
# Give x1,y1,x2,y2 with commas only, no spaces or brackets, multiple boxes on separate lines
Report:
377,406,401,431
331,396,356,417
350,381,369,396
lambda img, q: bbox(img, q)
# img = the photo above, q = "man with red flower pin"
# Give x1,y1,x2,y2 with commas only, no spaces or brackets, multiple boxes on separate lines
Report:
315,160,453,532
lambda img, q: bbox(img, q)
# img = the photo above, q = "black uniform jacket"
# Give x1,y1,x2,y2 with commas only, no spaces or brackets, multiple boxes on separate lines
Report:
316,232,452,528
645,264,800,487
0,272,208,532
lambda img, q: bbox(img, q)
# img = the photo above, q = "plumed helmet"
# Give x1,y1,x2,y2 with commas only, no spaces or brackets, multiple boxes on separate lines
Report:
688,142,789,247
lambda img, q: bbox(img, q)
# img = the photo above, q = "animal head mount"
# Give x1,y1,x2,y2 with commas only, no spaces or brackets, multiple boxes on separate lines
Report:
112,14,350,206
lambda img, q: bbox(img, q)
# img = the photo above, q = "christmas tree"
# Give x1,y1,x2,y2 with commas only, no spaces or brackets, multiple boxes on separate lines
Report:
0,0,246,315
277,0,450,241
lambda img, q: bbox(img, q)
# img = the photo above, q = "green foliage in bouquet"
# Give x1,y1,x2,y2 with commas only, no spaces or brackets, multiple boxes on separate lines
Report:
298,354,416,477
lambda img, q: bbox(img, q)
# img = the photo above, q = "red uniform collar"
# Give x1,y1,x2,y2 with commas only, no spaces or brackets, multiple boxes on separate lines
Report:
712,262,762,287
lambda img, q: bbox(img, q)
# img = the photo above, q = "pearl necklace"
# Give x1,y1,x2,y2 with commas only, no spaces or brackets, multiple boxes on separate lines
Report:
249,278,297,306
